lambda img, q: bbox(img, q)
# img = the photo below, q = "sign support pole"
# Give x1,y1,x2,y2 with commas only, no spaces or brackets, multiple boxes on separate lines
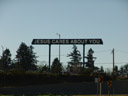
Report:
83,44,85,68
108,86,110,96
100,83,102,96
97,82,99,96
49,44,51,71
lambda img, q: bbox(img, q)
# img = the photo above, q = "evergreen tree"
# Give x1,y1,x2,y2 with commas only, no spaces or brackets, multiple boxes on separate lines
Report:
120,64,128,76
51,58,62,74
100,66,104,72
114,66,118,73
39,64,49,73
0,48,11,71
85,48,96,68
67,45,82,73
16,42,37,71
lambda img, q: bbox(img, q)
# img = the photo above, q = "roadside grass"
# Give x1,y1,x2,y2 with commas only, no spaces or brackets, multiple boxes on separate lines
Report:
72,94,128,96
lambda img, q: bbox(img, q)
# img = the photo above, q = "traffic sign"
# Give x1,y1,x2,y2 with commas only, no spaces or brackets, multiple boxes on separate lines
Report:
95,78,98,83
107,80,112,86
98,76,103,83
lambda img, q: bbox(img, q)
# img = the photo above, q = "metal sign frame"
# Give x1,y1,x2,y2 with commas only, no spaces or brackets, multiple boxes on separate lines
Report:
32,38,103,70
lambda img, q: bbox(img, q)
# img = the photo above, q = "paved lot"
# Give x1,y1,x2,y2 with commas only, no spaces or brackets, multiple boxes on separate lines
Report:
0,80,128,95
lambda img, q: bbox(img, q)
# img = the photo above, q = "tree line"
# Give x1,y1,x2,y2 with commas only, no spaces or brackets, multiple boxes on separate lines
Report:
0,42,128,77
0,42,37,72
0,42,93,74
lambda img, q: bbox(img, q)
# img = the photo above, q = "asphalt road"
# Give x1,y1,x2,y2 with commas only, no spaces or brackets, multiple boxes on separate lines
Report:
0,80,128,95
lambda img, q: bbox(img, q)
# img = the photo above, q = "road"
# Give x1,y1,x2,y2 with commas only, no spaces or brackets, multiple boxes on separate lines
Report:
0,80,128,95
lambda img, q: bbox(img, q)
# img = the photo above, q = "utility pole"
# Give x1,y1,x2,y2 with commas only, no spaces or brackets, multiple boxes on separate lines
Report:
112,48,115,74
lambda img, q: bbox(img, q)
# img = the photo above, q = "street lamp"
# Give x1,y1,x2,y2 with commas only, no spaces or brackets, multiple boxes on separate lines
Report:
56,33,61,62
1,45,4,55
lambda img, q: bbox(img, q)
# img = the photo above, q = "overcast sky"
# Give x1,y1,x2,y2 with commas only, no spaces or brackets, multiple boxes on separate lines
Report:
0,0,128,69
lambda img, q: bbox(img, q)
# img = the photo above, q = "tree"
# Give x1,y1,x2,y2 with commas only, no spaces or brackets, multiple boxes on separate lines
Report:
114,66,118,72
120,64,128,77
67,45,82,73
51,58,62,74
0,48,11,71
85,48,96,68
39,64,49,73
100,66,104,73
15,42,37,71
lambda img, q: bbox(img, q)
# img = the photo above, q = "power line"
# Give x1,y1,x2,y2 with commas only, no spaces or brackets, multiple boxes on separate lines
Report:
37,61,128,64
10,49,128,55
95,62,128,64
115,49,128,54
95,50,111,53
37,54,67,56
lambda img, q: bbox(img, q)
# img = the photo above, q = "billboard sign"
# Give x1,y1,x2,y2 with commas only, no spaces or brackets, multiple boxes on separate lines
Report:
32,39,103,45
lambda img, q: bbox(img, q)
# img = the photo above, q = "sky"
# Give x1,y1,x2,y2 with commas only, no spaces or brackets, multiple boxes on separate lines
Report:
0,0,128,70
